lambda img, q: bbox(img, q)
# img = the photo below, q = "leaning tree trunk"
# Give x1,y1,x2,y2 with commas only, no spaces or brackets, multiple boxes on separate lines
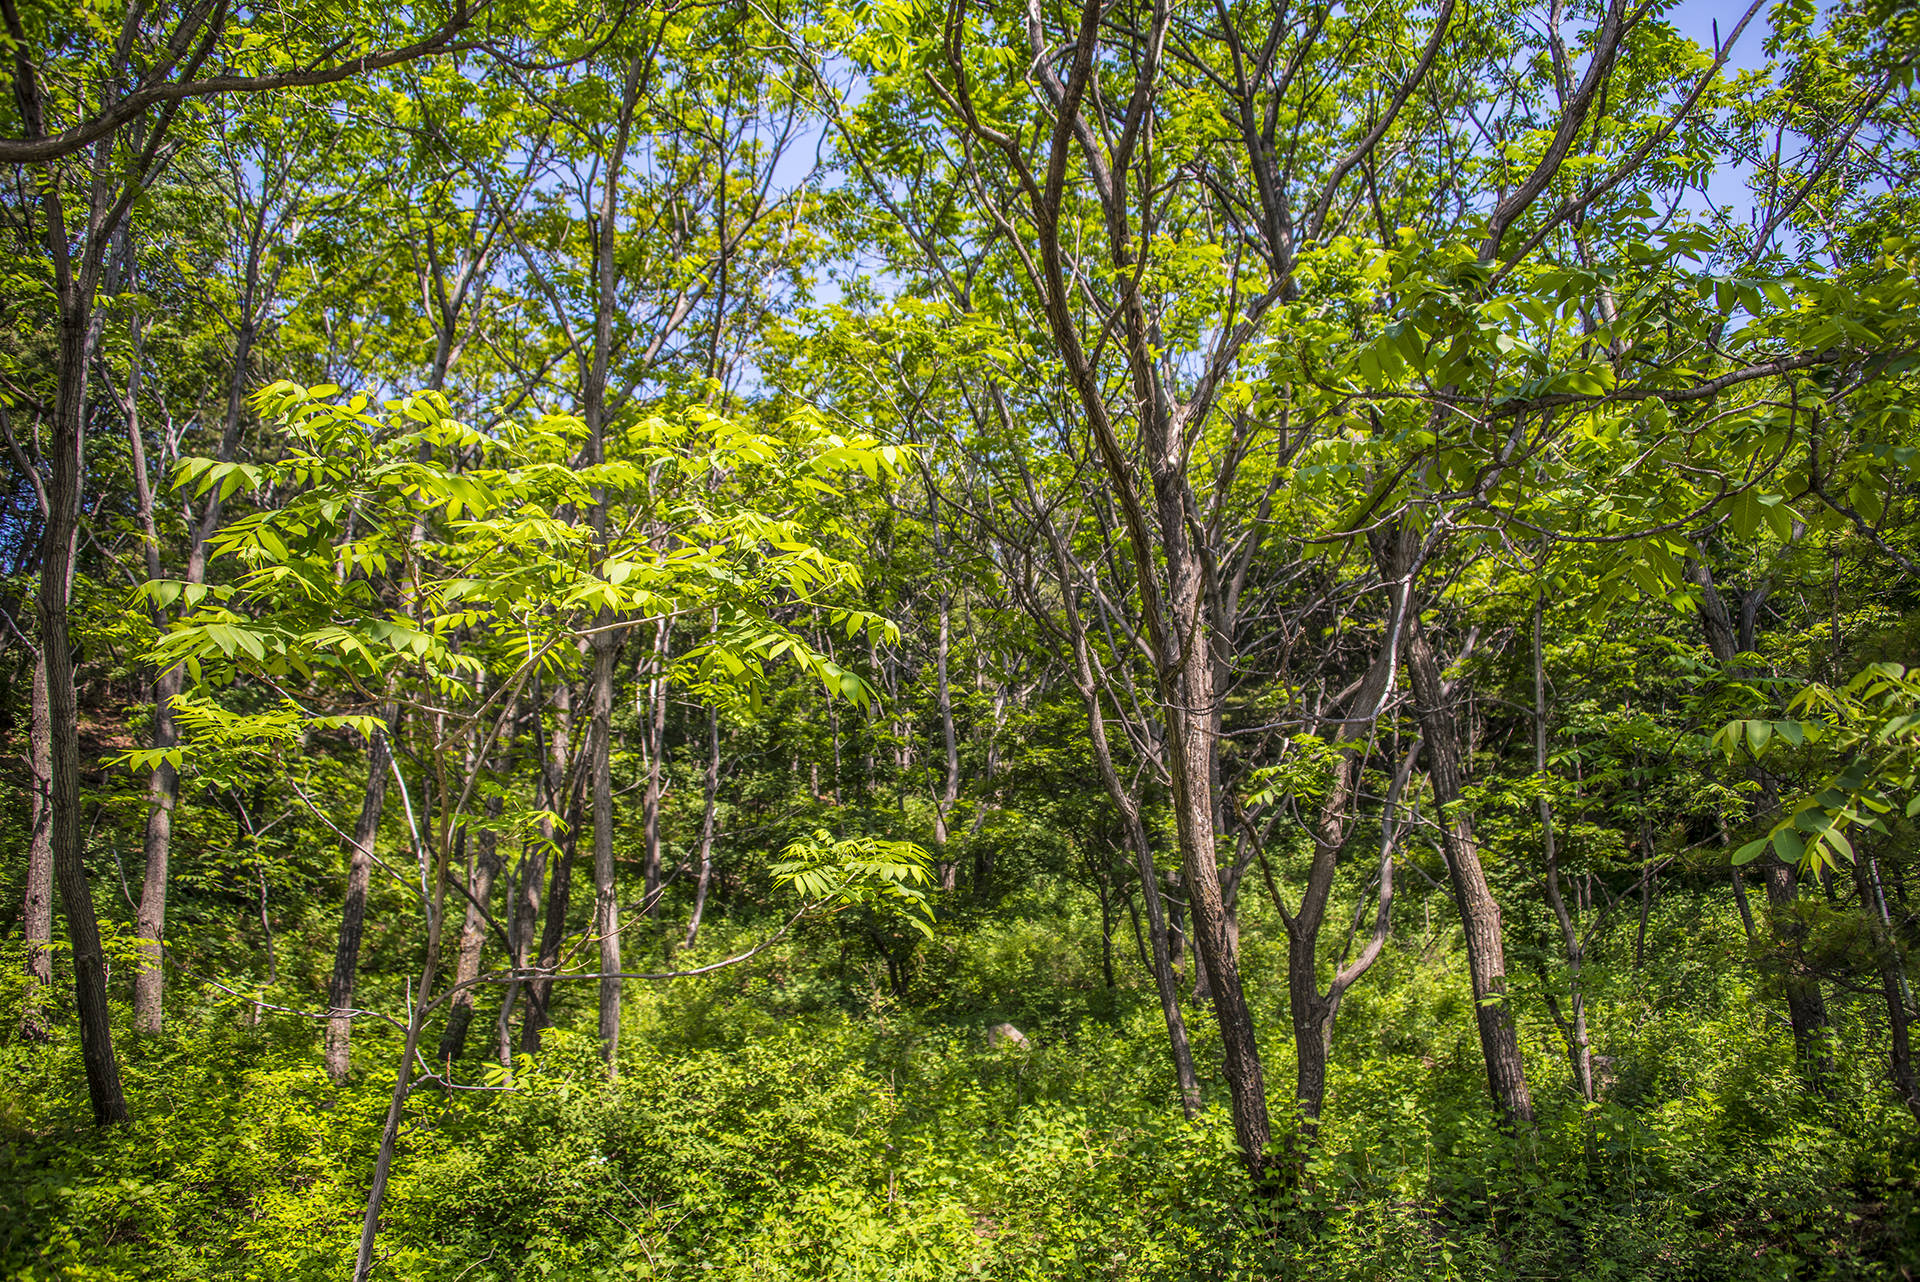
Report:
324,721,395,1083
1403,610,1535,1129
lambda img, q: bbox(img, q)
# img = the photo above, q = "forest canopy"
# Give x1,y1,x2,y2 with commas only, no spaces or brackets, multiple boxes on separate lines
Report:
4,0,1920,1277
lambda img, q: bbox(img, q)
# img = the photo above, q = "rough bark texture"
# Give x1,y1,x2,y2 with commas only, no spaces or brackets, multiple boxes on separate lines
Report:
20,650,54,1040
324,725,394,1083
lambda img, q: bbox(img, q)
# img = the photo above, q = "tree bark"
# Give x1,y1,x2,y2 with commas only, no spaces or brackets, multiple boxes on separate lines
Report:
1280,636,1400,1145
20,650,54,1040
42,304,129,1123
521,778,581,1054
640,616,670,917
683,700,720,949
325,720,395,1083
436,794,502,1064
1399,594,1534,1129
1855,850,1920,1123
1687,556,1832,1080
590,632,622,1069
1534,599,1593,1101
932,585,961,892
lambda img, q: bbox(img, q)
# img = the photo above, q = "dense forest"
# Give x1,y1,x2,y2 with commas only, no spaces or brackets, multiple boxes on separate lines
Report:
3,0,1920,1276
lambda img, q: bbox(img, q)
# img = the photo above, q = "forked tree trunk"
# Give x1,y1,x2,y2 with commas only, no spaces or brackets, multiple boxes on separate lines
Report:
520,784,581,1054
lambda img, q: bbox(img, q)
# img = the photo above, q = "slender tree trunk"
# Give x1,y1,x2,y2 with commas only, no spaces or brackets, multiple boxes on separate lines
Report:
1855,850,1920,1123
42,304,129,1123
1534,600,1593,1101
1146,475,1271,1170
1037,512,1200,1117
932,588,960,892
325,720,395,1083
514,683,569,1050
521,782,581,1055
437,794,503,1064
20,651,54,1040
1760,855,1834,1082
1688,557,1832,1081
119,287,180,1037
132,665,178,1034
683,700,720,949
641,616,669,917
580,53,645,1072
590,634,622,1069
1403,609,1535,1128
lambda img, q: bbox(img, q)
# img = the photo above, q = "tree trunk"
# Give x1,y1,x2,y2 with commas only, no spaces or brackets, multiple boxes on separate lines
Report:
20,650,54,1040
683,700,720,949
640,616,669,917
132,664,178,1034
1687,556,1832,1081
118,282,182,1037
932,587,960,892
1403,609,1535,1128
325,721,395,1083
42,305,129,1124
1035,508,1201,1117
520,784,581,1054
590,633,622,1069
436,795,503,1065
1534,600,1593,1101
513,682,570,1051
1855,850,1920,1123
